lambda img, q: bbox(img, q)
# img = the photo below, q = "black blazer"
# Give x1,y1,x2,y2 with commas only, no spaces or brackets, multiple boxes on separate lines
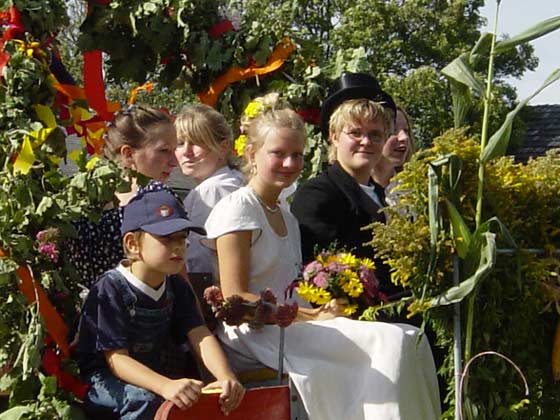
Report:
292,162,399,295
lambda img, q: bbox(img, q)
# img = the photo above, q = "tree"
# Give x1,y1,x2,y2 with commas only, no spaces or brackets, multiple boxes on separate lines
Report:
74,0,538,154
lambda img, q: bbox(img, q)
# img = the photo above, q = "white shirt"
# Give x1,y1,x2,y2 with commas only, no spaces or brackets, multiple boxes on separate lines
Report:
204,186,303,302
183,166,244,274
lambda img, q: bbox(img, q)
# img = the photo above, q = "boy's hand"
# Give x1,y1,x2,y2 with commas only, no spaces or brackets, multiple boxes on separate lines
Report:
161,378,204,409
204,379,245,415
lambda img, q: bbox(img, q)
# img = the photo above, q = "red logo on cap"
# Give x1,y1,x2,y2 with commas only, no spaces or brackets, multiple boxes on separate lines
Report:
157,205,173,218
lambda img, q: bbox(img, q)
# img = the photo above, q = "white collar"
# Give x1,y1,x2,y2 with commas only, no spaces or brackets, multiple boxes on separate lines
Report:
116,262,167,302
359,183,383,208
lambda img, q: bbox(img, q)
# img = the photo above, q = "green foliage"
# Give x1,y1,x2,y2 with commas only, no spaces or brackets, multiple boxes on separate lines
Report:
0,2,127,416
73,0,539,170
370,130,560,419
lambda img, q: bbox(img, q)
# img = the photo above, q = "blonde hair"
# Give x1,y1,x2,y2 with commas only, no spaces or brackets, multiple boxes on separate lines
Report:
103,105,173,160
175,104,237,167
328,99,392,162
396,106,416,164
242,95,305,178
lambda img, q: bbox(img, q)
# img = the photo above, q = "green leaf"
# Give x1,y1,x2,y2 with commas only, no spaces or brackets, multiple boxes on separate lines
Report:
447,154,463,193
36,196,54,216
38,375,57,399
495,16,560,53
0,258,18,275
449,79,471,128
429,232,495,307
0,406,33,420
445,199,472,259
470,32,493,66
481,67,560,162
442,52,485,96
427,164,439,247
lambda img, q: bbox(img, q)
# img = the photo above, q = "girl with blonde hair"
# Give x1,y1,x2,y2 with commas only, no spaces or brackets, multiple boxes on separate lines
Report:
204,96,441,420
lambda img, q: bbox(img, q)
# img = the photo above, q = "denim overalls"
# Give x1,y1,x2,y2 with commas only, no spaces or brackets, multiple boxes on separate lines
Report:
84,271,175,420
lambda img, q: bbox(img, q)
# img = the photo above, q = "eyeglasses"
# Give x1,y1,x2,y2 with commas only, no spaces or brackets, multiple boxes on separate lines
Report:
342,129,385,144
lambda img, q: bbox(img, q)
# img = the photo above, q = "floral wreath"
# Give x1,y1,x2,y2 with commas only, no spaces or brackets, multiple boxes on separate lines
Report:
234,100,272,156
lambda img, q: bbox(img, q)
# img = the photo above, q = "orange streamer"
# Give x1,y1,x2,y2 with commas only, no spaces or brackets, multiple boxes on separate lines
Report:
0,248,69,357
198,38,296,107
128,82,154,105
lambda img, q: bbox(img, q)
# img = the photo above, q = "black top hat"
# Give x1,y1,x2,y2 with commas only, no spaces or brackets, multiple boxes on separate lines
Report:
320,72,397,138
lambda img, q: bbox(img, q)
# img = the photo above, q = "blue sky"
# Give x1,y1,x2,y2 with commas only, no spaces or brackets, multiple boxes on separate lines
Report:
480,0,560,104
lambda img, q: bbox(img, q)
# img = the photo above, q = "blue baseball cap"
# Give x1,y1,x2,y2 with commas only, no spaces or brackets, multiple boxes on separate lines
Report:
121,189,206,236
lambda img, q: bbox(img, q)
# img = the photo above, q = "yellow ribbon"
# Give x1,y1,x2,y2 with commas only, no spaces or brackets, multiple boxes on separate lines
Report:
13,105,58,174
199,38,296,107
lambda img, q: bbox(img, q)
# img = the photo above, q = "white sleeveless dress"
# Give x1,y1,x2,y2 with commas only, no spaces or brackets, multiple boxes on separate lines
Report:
204,186,441,420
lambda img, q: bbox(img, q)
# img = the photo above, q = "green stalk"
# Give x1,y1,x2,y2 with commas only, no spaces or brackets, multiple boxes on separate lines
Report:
465,0,501,365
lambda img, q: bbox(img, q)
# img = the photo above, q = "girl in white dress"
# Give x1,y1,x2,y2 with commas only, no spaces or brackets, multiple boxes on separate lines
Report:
204,103,441,420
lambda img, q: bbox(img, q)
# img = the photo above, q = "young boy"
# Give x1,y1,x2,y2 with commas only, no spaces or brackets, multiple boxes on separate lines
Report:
75,187,244,419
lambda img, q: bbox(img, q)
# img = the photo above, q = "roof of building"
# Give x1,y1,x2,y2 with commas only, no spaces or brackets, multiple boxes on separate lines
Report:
515,104,560,163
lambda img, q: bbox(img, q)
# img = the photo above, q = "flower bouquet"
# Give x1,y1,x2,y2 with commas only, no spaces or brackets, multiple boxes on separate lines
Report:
203,286,298,329
295,249,387,317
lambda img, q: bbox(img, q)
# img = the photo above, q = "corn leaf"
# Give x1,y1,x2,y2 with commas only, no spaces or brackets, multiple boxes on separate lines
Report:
428,164,439,247
447,154,463,193
442,52,485,96
470,32,493,66
445,199,472,259
449,79,471,128
429,232,496,307
495,16,560,53
481,67,560,162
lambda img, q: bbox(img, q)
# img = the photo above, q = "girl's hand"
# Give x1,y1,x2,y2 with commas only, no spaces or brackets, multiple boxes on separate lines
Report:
161,378,204,409
316,298,349,320
204,379,246,415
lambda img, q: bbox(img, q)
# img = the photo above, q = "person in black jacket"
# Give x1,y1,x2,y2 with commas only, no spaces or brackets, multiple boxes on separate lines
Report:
291,72,402,298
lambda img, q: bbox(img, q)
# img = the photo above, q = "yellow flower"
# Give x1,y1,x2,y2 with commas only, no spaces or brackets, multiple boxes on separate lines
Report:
313,288,332,305
234,134,247,156
243,101,264,118
339,252,358,267
343,304,358,316
340,269,359,284
297,282,318,303
325,254,340,265
360,257,376,270
341,278,364,298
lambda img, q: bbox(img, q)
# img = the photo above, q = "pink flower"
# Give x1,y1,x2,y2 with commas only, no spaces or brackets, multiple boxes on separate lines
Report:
254,301,276,325
326,262,348,273
217,295,245,326
312,271,329,289
36,227,58,243
203,286,224,310
303,261,323,281
360,268,380,298
260,289,277,305
276,303,298,328
38,242,58,263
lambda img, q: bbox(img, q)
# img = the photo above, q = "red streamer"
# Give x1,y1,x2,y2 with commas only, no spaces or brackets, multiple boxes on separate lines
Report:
207,20,234,39
0,6,25,76
83,50,112,121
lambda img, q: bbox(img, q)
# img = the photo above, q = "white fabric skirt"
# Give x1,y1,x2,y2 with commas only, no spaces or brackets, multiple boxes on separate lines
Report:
218,318,441,420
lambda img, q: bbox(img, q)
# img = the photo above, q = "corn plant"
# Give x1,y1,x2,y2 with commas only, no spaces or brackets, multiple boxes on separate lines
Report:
432,1,560,417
